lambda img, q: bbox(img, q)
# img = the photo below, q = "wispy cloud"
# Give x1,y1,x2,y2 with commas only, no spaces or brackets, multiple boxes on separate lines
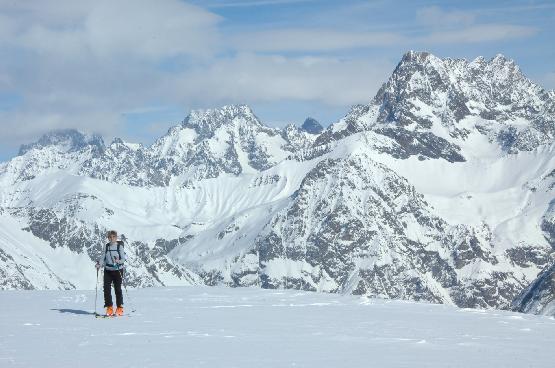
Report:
421,24,537,44
202,0,314,7
232,29,405,52
412,5,538,44
3,0,221,61
169,53,393,106
0,0,222,147
475,2,555,14
416,6,476,28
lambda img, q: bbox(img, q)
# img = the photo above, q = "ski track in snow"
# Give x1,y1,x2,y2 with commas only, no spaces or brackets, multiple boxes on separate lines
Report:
1,286,554,368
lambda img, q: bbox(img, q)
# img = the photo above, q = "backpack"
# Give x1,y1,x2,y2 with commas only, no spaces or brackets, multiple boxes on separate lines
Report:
105,240,124,267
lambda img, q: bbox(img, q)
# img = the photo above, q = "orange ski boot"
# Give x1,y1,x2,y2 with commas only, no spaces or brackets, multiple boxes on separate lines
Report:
105,306,114,316
116,306,124,316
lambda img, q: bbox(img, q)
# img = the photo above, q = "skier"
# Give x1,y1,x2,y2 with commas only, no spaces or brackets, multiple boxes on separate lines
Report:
95,230,126,316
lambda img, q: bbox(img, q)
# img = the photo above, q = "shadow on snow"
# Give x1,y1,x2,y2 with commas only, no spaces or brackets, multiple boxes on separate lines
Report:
51,308,96,315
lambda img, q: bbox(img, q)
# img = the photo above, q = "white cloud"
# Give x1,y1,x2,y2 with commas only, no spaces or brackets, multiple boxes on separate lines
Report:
203,0,314,7
0,109,124,148
0,0,397,150
421,24,537,44
1,0,221,61
416,6,476,28
232,29,405,52
84,0,221,60
0,0,222,147
168,53,393,106
413,6,537,44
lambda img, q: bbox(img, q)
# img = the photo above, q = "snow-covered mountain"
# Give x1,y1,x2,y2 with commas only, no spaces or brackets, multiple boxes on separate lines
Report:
1,51,554,314
316,51,555,156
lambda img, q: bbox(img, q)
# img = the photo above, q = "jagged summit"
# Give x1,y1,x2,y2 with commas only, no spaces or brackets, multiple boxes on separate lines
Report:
148,103,290,179
388,51,522,97
301,117,324,134
383,51,552,150
315,50,555,158
399,50,440,65
491,53,516,66
18,129,105,156
7,103,318,187
182,104,264,136
398,50,515,70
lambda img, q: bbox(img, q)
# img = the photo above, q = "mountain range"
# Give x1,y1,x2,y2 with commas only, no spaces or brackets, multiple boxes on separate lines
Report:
1,51,554,315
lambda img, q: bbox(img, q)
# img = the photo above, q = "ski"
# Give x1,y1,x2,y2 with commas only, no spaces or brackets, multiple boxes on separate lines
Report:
94,313,113,318
94,313,130,318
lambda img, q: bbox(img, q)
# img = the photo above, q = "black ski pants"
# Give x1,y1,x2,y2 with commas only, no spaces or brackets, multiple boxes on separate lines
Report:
103,269,124,307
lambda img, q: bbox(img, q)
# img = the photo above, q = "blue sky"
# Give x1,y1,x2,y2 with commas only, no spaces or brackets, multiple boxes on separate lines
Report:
0,0,554,162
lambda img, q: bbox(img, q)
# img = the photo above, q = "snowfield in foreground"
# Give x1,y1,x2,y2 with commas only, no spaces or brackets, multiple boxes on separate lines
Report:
1,287,554,368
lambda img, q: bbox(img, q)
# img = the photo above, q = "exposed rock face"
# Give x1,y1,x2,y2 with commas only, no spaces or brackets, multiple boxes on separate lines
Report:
0,204,200,289
248,152,534,309
315,51,555,158
0,247,36,290
18,129,105,156
301,117,324,135
512,262,555,316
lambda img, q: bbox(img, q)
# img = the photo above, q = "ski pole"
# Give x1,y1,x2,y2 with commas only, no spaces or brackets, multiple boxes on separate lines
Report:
119,267,136,313
94,261,100,316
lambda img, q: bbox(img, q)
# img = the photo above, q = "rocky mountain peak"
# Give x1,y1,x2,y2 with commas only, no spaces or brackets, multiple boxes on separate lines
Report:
395,50,446,76
109,138,143,152
301,117,324,134
182,104,263,137
386,51,527,102
491,53,515,66
316,51,554,160
18,129,105,156
400,50,434,63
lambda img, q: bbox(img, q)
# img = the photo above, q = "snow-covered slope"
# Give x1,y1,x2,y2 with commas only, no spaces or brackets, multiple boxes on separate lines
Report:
2,287,555,368
1,51,554,314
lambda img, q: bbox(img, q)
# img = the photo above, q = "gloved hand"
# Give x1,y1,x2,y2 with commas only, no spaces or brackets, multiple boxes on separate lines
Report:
95,261,101,270
114,256,124,265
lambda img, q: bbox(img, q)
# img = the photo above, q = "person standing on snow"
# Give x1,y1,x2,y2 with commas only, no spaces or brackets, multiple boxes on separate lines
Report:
95,230,126,316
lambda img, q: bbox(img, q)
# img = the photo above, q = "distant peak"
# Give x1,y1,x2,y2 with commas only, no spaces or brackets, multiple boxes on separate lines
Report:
393,50,445,75
490,54,517,69
18,129,105,156
182,104,263,133
187,104,255,121
390,51,524,85
492,53,511,62
399,50,442,65
402,50,431,61
301,117,323,134
109,138,142,151
471,55,486,63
